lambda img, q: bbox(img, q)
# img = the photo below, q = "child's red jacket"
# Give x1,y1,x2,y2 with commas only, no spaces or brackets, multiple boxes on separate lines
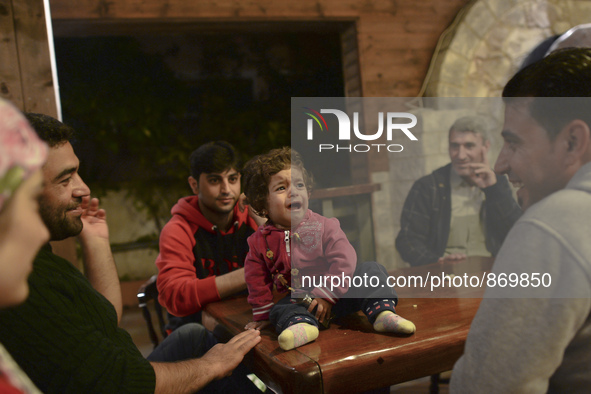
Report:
245,210,357,321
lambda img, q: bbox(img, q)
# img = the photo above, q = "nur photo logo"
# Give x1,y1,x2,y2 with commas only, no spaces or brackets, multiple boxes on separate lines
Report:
303,107,418,153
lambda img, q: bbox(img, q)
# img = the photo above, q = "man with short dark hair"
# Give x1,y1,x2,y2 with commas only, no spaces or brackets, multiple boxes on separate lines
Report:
0,115,261,393
396,115,521,266
451,48,591,392
156,141,263,331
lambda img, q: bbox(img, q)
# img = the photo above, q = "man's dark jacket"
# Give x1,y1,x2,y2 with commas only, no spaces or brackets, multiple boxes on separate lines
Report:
395,164,522,266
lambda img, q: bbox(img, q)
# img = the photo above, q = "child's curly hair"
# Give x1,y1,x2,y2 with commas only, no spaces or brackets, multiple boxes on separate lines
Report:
242,146,313,218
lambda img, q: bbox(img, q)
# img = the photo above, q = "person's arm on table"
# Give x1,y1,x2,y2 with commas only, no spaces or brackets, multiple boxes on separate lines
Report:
156,220,220,316
151,329,261,394
215,267,247,298
77,196,122,323
437,253,466,264
158,196,258,314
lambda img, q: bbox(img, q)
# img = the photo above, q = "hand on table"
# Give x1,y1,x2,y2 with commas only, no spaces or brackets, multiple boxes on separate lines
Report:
438,253,467,264
245,320,271,331
200,329,261,379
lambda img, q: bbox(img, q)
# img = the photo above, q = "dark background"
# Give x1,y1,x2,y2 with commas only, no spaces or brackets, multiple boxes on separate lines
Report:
54,31,345,228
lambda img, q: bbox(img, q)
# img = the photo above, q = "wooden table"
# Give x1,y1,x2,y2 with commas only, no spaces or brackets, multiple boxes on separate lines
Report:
203,256,493,393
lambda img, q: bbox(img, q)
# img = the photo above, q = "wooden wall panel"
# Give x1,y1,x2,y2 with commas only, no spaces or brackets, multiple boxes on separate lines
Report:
341,23,369,184
50,0,385,19
13,0,57,116
0,0,24,107
49,0,470,99
1,0,67,260
0,0,57,116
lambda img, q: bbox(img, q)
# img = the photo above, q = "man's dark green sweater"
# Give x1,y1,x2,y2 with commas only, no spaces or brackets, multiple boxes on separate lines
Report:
0,245,156,393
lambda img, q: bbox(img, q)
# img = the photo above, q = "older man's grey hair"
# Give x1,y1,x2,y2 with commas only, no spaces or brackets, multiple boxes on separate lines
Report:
449,116,490,143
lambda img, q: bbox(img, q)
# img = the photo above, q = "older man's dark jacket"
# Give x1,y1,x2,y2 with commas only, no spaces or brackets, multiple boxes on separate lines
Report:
396,164,522,266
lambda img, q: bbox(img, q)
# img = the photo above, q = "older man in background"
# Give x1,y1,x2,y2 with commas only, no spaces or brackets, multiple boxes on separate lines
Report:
396,115,521,266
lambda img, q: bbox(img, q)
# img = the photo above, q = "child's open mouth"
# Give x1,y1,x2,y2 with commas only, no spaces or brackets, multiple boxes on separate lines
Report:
290,202,302,210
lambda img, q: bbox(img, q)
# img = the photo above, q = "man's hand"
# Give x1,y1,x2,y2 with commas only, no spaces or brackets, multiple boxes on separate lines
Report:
438,253,467,264
249,206,267,227
308,298,333,324
238,193,267,227
245,320,271,331
467,154,497,189
78,196,109,241
467,163,497,188
75,196,122,321
238,193,248,213
200,329,261,380
152,329,262,393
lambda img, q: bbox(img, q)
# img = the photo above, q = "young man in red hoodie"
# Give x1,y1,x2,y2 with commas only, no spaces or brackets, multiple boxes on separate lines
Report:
156,141,262,331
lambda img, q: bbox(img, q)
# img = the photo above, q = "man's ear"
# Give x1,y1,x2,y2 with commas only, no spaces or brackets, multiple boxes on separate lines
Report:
188,176,199,195
562,119,591,166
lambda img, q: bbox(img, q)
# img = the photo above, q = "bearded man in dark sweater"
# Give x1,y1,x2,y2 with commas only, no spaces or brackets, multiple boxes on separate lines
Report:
0,114,261,393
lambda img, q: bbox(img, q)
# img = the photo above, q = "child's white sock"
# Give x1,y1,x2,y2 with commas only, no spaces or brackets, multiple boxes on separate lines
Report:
278,323,319,350
373,311,416,334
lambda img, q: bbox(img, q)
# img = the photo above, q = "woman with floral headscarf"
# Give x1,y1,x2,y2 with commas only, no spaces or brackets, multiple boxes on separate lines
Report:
0,98,48,393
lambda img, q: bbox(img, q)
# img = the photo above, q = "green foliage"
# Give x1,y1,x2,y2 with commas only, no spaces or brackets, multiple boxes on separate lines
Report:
55,36,292,230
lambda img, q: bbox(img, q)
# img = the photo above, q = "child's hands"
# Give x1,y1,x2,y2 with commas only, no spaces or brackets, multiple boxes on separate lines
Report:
308,298,333,324
245,320,271,331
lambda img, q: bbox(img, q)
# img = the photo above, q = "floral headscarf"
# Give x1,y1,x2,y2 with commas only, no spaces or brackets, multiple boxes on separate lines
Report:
0,99,48,210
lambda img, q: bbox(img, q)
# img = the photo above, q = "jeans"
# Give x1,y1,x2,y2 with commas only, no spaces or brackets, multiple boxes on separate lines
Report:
147,323,260,393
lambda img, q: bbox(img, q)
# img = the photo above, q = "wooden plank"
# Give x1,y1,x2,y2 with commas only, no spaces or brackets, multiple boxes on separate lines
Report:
12,0,57,116
363,79,423,98
49,0,375,19
53,1,460,19
0,0,24,107
310,182,380,200
48,0,468,25
340,23,370,183
341,23,362,97
51,19,354,37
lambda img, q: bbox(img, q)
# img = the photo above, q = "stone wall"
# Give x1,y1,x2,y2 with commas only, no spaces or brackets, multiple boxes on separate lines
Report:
387,0,591,268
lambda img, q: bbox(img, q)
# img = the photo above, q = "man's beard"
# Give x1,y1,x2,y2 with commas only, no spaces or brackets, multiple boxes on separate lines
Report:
39,201,84,241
